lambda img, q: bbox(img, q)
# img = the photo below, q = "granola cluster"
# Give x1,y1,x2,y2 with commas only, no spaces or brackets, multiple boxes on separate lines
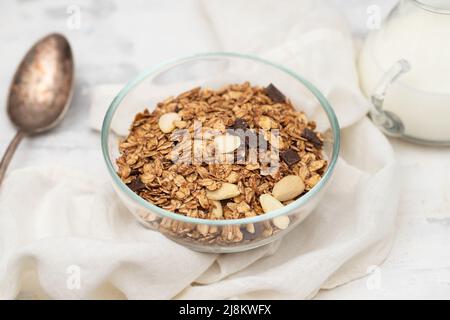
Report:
117,82,326,224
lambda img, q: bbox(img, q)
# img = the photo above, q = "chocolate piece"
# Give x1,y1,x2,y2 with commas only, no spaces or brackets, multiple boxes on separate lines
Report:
130,168,140,176
230,118,249,130
280,149,301,167
301,128,323,147
264,83,286,103
127,178,147,192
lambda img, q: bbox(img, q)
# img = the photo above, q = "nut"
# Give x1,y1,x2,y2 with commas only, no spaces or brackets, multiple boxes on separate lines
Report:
214,134,241,153
196,224,209,236
259,194,284,213
158,112,181,133
245,223,255,234
272,175,305,201
221,225,243,242
206,183,240,200
272,216,290,230
210,200,223,219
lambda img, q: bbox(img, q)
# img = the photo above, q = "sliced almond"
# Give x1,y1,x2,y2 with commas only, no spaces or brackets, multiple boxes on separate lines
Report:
214,134,241,154
206,183,240,200
272,216,290,230
272,175,305,201
259,194,284,213
158,112,181,133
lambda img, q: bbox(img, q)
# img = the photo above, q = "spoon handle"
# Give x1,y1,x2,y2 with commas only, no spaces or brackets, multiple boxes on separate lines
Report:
0,130,25,186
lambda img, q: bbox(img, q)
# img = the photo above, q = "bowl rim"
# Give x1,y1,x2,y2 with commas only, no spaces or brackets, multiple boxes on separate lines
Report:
101,52,340,226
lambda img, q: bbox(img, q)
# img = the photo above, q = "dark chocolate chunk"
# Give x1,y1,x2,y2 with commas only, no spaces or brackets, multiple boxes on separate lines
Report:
130,168,140,176
230,118,249,130
280,149,301,167
220,200,229,209
301,128,323,147
127,178,147,192
264,83,286,103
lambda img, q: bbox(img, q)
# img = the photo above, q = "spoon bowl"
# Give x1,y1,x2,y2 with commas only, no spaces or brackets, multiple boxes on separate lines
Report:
7,33,74,133
0,33,74,184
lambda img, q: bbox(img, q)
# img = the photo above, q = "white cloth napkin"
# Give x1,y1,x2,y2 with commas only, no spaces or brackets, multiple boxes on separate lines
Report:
0,0,399,299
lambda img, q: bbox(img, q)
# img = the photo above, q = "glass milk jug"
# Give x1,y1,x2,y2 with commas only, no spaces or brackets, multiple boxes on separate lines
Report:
359,0,450,145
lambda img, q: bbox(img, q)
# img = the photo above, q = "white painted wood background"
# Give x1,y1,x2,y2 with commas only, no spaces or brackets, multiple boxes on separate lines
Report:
0,0,449,299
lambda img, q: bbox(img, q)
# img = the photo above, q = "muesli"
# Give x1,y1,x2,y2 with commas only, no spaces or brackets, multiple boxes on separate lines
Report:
116,82,327,245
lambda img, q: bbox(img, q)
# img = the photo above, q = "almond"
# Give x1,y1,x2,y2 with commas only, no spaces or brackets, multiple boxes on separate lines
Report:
259,194,284,213
214,134,241,153
196,224,209,236
210,200,223,219
245,223,255,234
205,183,240,200
158,112,181,133
272,175,305,201
272,216,290,230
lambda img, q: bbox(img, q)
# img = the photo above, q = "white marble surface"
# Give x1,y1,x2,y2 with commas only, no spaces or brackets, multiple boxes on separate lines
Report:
0,0,449,299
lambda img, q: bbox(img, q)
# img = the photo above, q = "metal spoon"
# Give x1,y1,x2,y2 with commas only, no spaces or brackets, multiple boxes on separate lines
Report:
0,33,74,185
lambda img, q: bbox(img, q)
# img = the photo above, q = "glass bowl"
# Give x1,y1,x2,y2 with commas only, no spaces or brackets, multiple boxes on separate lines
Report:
101,52,340,253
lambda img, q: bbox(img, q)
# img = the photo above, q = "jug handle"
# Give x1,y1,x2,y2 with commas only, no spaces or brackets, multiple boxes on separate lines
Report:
370,59,411,137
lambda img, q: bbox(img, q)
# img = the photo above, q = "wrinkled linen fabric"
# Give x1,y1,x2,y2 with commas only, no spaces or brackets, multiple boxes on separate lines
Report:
0,0,399,299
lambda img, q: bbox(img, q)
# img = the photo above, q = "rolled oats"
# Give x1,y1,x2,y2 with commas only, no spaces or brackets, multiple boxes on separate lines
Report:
116,82,327,246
